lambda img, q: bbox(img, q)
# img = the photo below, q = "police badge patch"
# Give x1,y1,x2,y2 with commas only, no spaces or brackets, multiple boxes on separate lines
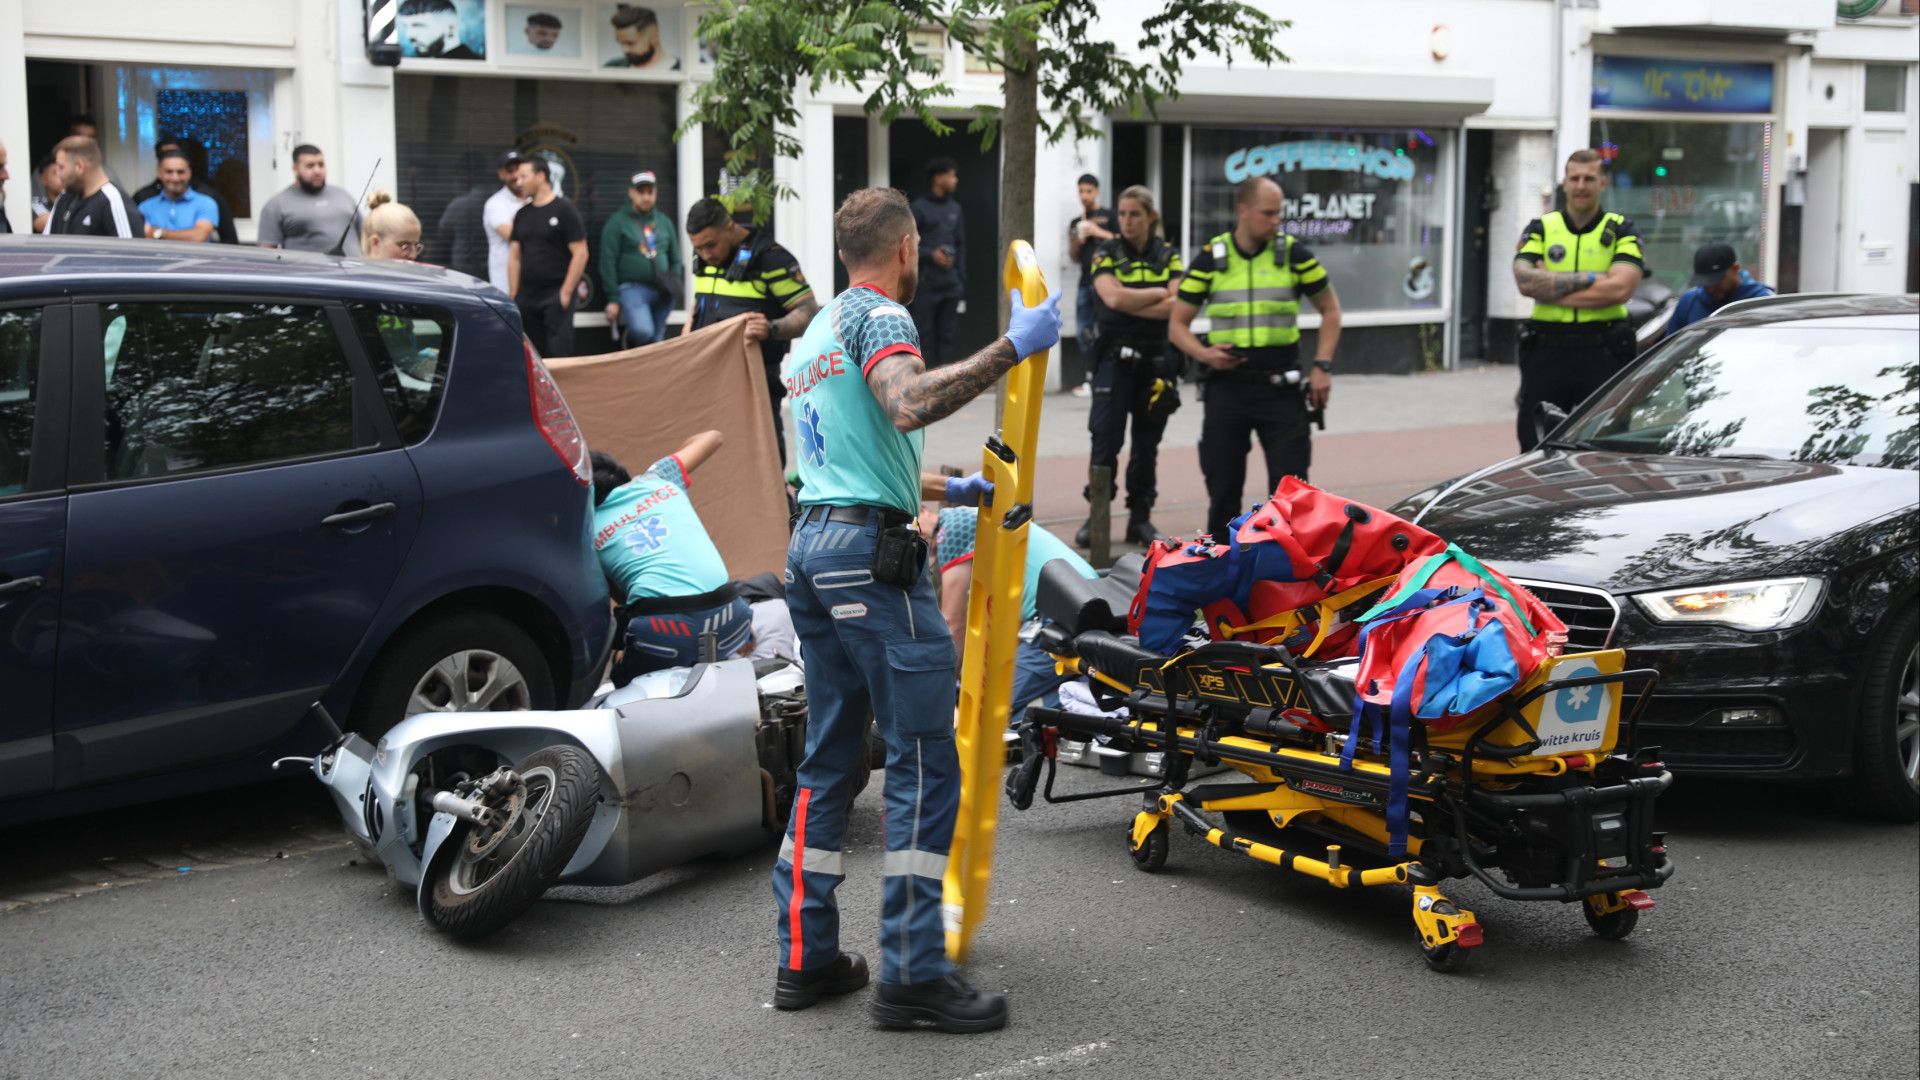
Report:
1547,243,1567,262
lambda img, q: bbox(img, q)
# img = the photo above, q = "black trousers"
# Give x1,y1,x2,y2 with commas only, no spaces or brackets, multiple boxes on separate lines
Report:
1199,378,1311,540
910,293,962,367
766,363,788,469
1515,324,1634,451
517,292,575,359
1086,342,1177,513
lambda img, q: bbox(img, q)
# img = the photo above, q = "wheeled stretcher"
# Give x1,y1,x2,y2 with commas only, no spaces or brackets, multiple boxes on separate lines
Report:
1005,557,1676,971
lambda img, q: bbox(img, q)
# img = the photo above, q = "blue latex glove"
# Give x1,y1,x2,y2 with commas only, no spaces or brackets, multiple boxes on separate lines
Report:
1004,288,1063,360
945,472,994,507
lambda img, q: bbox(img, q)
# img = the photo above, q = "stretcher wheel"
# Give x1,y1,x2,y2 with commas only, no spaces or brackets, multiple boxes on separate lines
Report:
1582,897,1640,940
1128,821,1169,872
1419,899,1474,973
1422,941,1472,973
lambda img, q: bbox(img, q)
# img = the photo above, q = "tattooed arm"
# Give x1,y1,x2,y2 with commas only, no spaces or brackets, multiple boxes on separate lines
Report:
1512,259,1597,301
866,339,1021,434
772,294,820,341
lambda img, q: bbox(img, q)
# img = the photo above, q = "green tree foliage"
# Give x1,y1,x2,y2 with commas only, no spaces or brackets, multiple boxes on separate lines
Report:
684,0,1288,240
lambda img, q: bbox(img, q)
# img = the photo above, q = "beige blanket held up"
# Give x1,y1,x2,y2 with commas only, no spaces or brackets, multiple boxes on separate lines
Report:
546,319,789,579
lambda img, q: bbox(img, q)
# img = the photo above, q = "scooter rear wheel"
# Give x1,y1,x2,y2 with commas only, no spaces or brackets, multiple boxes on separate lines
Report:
424,744,599,941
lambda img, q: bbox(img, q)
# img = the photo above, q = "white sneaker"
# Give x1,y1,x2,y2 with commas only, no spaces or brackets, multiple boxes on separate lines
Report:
1070,381,1092,398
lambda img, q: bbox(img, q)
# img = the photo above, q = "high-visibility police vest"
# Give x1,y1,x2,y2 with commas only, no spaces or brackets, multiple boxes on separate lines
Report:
1520,210,1641,324
1092,235,1184,341
1184,232,1323,350
689,227,810,355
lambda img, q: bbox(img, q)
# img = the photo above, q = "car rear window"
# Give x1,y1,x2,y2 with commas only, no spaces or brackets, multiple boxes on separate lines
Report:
348,302,453,445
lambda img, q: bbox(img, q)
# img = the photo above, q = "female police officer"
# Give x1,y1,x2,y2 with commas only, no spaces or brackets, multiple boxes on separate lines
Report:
1077,184,1184,547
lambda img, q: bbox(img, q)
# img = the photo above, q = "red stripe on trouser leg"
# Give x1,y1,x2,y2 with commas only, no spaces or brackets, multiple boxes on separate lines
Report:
786,787,812,970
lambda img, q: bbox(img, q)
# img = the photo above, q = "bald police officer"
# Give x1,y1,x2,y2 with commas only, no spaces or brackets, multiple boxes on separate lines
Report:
1510,149,1645,450
1169,176,1342,541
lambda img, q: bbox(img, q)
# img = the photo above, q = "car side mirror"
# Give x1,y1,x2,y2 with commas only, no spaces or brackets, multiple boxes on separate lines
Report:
1532,401,1569,445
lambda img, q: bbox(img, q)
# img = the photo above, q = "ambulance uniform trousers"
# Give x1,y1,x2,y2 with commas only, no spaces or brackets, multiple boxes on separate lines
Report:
1086,341,1174,513
773,509,959,985
1198,378,1311,541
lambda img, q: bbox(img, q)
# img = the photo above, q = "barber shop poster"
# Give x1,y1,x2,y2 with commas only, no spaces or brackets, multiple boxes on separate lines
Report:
597,2,683,71
398,0,489,60
506,3,584,58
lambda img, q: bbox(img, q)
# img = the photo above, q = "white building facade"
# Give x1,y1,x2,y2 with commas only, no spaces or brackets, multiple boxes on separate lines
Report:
1,0,1913,371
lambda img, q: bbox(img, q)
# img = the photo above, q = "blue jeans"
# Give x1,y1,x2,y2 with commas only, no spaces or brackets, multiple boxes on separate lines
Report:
1010,634,1070,722
616,281,673,346
774,509,958,985
612,595,752,684
1076,281,1102,355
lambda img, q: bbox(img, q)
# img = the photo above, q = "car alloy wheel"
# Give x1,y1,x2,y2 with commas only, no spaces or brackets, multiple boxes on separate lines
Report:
1898,640,1919,792
409,649,534,714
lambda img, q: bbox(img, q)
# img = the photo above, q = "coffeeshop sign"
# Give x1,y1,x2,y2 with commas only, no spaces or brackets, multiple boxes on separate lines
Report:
1222,140,1417,185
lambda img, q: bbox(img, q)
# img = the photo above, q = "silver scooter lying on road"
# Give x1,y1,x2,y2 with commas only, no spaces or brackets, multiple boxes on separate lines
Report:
276,657,815,940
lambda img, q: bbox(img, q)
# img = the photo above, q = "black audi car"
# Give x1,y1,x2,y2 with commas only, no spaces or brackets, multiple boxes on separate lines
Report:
1394,294,1918,820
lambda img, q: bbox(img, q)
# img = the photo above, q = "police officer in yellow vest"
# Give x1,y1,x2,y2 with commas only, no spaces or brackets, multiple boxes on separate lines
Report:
686,197,821,466
1510,149,1645,451
1170,176,1342,541
1077,183,1184,548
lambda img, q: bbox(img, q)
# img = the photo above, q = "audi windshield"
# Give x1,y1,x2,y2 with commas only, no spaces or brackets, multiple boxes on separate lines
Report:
1558,324,1919,469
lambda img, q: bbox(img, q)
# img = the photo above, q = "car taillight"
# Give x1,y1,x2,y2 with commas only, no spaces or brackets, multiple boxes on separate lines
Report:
524,339,590,486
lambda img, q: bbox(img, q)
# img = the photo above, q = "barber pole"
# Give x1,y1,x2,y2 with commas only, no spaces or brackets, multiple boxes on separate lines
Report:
365,0,402,66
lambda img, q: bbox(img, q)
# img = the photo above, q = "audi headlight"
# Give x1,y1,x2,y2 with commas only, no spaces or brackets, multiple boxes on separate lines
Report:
1630,577,1824,631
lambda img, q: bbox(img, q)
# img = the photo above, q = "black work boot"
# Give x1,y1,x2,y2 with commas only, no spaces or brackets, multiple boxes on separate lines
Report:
869,971,1009,1033
1124,511,1160,546
774,951,870,1010
1074,518,1093,548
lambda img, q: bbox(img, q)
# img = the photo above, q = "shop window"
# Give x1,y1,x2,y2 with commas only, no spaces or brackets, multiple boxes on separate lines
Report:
394,74,679,305
1591,120,1769,294
155,89,252,218
1864,65,1908,113
1188,127,1448,312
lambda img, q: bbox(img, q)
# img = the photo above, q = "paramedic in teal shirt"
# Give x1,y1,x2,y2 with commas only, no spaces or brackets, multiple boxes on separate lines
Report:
768,185,1059,1033
929,505,1097,717
590,429,749,683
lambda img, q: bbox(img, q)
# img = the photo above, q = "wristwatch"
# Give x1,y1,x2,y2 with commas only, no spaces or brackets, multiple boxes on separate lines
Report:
1311,359,1334,374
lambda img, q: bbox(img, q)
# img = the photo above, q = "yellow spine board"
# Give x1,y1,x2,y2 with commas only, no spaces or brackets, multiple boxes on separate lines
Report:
943,242,1050,963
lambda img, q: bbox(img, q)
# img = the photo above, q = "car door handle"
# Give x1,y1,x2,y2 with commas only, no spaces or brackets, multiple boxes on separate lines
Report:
0,575,46,597
321,502,397,528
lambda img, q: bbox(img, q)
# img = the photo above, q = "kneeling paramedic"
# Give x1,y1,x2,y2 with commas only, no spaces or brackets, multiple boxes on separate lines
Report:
1170,176,1341,542
929,501,1098,717
772,186,1060,1032
591,430,751,684
1078,183,1183,548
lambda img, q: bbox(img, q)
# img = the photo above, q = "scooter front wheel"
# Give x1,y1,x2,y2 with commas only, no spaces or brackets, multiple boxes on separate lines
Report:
424,744,599,941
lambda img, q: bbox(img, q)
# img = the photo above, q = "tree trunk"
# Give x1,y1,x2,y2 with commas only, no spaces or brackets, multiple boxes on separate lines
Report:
995,35,1039,425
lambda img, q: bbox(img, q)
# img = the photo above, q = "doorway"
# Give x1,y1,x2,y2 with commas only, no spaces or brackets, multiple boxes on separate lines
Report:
1800,128,1845,292
888,119,1001,359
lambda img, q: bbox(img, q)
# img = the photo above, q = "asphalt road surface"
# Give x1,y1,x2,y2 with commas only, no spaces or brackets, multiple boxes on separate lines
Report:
1,767,1914,1080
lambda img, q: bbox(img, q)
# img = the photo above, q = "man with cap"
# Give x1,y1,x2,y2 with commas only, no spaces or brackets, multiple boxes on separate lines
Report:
601,169,683,346
483,150,528,293
1664,241,1773,338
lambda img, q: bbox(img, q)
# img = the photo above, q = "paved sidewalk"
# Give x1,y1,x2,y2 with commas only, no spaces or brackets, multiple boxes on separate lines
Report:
914,364,1523,545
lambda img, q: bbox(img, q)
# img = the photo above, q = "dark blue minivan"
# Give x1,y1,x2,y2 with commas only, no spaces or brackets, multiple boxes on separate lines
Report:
0,238,614,823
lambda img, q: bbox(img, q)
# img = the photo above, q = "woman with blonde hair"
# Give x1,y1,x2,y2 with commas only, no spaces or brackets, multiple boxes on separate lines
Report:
1077,182,1185,548
361,190,422,260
